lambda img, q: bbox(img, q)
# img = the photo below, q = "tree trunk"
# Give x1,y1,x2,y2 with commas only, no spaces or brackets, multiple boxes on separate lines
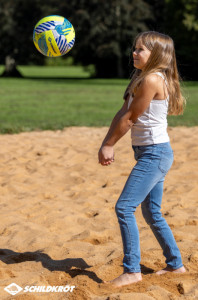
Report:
1,56,23,77
117,54,124,78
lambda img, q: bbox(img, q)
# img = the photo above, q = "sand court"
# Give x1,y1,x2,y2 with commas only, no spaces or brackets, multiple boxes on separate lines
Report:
0,126,198,299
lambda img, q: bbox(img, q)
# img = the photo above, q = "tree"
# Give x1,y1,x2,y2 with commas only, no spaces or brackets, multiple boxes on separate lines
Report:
145,0,166,32
0,0,43,76
68,0,153,77
164,0,198,80
0,0,154,78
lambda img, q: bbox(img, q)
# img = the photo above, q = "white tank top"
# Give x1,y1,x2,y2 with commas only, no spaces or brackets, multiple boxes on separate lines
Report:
128,72,170,146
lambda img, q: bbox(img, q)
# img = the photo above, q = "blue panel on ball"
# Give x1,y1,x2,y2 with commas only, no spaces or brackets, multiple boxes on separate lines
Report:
62,19,72,36
63,18,72,29
38,36,49,56
55,18,72,36
54,25,64,36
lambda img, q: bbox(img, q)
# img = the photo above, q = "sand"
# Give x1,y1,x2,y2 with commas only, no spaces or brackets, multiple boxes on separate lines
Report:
0,126,198,300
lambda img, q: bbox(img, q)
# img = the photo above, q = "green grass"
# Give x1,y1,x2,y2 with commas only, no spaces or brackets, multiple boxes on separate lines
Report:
170,82,198,126
18,65,92,78
0,65,197,133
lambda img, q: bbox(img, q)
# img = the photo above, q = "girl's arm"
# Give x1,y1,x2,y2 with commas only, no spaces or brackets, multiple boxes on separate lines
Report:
100,97,129,147
98,98,129,166
99,75,158,165
103,74,158,147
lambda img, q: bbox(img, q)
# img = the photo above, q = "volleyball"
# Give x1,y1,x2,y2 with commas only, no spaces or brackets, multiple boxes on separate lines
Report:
33,15,75,57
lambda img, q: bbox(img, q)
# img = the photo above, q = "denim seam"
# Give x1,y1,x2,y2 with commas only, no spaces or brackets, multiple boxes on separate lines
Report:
158,149,173,174
148,185,180,267
123,191,137,269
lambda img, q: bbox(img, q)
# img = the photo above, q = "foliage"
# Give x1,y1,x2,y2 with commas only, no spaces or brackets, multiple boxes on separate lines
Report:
0,0,198,78
69,0,153,77
0,0,152,77
0,0,42,65
164,0,198,80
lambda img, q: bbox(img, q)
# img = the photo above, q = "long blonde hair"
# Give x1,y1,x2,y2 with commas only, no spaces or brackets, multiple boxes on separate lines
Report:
128,31,186,115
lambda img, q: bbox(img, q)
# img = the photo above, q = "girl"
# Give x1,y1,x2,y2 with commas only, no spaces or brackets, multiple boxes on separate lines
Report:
98,31,186,288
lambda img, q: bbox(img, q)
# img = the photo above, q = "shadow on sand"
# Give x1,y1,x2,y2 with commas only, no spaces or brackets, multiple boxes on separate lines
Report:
0,248,102,283
0,248,154,284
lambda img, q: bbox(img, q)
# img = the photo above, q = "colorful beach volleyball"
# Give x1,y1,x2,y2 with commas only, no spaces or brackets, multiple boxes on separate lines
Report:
33,15,75,57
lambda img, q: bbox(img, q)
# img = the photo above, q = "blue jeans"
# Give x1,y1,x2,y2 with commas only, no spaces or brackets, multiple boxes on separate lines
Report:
115,142,183,273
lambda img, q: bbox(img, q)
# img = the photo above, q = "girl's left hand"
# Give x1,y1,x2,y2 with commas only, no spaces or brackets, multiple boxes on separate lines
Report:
98,145,114,166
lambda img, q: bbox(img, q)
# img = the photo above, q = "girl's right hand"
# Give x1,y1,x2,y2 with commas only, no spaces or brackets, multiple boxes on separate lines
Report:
98,145,114,166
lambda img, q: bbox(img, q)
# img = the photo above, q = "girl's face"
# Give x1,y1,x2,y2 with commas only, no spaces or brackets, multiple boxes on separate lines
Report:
133,40,151,70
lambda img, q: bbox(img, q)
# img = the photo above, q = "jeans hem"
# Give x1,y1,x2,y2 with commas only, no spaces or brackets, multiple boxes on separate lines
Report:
124,269,141,273
166,263,184,270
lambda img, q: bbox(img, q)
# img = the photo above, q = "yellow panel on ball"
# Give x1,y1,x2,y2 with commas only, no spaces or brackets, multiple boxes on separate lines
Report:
35,15,64,28
45,31,61,57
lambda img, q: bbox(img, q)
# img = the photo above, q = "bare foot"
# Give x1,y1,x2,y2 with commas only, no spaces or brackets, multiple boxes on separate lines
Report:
156,266,186,275
104,272,142,288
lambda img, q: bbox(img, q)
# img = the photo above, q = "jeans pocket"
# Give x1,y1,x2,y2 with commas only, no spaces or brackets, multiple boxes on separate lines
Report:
158,150,174,174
